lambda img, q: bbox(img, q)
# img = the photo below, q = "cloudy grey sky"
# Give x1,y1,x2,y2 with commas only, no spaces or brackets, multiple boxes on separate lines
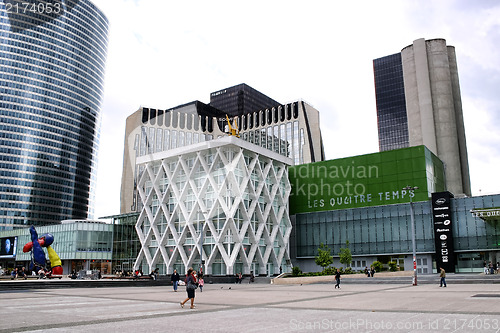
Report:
90,0,500,218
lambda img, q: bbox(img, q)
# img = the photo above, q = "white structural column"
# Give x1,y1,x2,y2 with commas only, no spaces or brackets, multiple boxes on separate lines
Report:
402,38,438,154
446,46,471,196
133,137,293,276
426,39,463,196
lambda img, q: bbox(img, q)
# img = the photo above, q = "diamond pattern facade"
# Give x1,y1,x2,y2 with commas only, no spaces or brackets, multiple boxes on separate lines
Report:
134,137,292,276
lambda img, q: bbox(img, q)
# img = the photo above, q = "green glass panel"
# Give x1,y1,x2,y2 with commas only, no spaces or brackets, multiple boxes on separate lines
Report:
289,146,444,214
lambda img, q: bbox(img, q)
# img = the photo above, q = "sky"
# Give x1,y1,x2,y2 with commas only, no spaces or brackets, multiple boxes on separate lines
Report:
90,0,500,219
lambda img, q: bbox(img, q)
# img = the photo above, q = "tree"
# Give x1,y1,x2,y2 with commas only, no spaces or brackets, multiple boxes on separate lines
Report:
315,243,333,271
339,240,352,268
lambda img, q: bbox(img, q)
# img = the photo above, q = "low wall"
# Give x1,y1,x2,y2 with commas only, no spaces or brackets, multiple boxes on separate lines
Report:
271,271,413,285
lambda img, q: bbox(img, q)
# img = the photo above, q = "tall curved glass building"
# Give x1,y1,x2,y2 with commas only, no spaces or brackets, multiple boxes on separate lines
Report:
0,0,108,229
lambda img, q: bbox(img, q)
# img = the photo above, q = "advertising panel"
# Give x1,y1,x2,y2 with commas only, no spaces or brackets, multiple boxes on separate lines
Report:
289,146,445,214
432,192,455,273
0,236,17,258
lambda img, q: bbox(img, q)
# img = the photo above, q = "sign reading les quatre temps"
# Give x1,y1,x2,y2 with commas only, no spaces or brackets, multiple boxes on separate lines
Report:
288,146,445,215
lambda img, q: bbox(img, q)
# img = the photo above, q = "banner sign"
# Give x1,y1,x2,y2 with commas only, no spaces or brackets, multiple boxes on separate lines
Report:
471,208,500,221
432,192,455,273
289,146,445,214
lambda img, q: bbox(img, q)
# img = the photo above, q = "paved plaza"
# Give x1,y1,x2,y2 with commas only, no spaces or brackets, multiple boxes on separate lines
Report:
1,280,500,333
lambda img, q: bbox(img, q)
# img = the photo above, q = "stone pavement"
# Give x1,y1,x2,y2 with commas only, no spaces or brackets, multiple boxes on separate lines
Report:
1,279,500,333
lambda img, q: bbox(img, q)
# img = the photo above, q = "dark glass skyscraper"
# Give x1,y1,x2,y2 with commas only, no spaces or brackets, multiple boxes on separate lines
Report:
373,53,409,151
209,83,281,116
0,1,108,229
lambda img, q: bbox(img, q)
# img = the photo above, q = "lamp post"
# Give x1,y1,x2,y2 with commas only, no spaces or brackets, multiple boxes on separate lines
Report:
200,211,207,275
403,185,419,286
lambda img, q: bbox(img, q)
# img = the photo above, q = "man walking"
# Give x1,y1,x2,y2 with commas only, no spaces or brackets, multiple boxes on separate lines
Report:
439,267,447,287
171,269,180,292
334,268,341,289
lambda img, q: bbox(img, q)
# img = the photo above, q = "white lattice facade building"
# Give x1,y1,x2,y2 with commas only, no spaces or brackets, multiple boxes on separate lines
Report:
134,136,293,276
121,100,323,215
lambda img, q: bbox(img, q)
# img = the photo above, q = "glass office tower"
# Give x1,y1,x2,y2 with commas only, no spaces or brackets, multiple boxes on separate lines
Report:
0,1,108,229
373,53,409,152
210,83,281,117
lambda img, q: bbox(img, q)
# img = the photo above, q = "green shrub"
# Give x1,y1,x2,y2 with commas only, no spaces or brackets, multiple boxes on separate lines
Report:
388,261,397,272
372,261,383,272
343,267,353,274
323,266,336,275
291,266,302,277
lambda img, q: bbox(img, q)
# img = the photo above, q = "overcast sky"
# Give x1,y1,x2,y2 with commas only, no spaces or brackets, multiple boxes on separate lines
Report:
90,0,500,219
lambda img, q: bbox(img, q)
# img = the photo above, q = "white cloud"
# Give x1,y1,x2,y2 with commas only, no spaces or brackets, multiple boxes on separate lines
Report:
91,0,500,218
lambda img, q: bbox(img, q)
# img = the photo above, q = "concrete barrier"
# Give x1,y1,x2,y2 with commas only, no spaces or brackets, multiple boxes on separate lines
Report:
272,271,413,285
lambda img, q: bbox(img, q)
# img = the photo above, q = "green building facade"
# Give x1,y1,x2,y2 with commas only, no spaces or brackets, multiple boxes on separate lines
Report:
289,146,445,214
289,146,500,274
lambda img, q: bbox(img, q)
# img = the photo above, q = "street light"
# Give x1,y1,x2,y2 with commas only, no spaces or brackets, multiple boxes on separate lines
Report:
199,210,207,275
403,185,419,286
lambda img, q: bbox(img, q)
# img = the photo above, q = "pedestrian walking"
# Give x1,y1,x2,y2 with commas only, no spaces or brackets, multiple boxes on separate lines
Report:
334,268,341,289
180,268,197,309
171,269,180,292
439,267,447,287
198,275,204,292
249,271,255,283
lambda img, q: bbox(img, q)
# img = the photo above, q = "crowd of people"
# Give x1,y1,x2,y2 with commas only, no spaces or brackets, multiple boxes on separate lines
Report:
0,265,59,280
11,267,28,280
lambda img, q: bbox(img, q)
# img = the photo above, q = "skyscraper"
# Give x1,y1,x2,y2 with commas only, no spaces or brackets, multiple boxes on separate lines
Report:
373,38,471,196
209,83,281,117
0,1,108,229
373,53,409,151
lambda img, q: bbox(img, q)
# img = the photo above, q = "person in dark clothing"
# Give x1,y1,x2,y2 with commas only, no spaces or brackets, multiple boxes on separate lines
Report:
171,269,180,292
249,271,255,283
180,268,197,309
334,269,341,289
